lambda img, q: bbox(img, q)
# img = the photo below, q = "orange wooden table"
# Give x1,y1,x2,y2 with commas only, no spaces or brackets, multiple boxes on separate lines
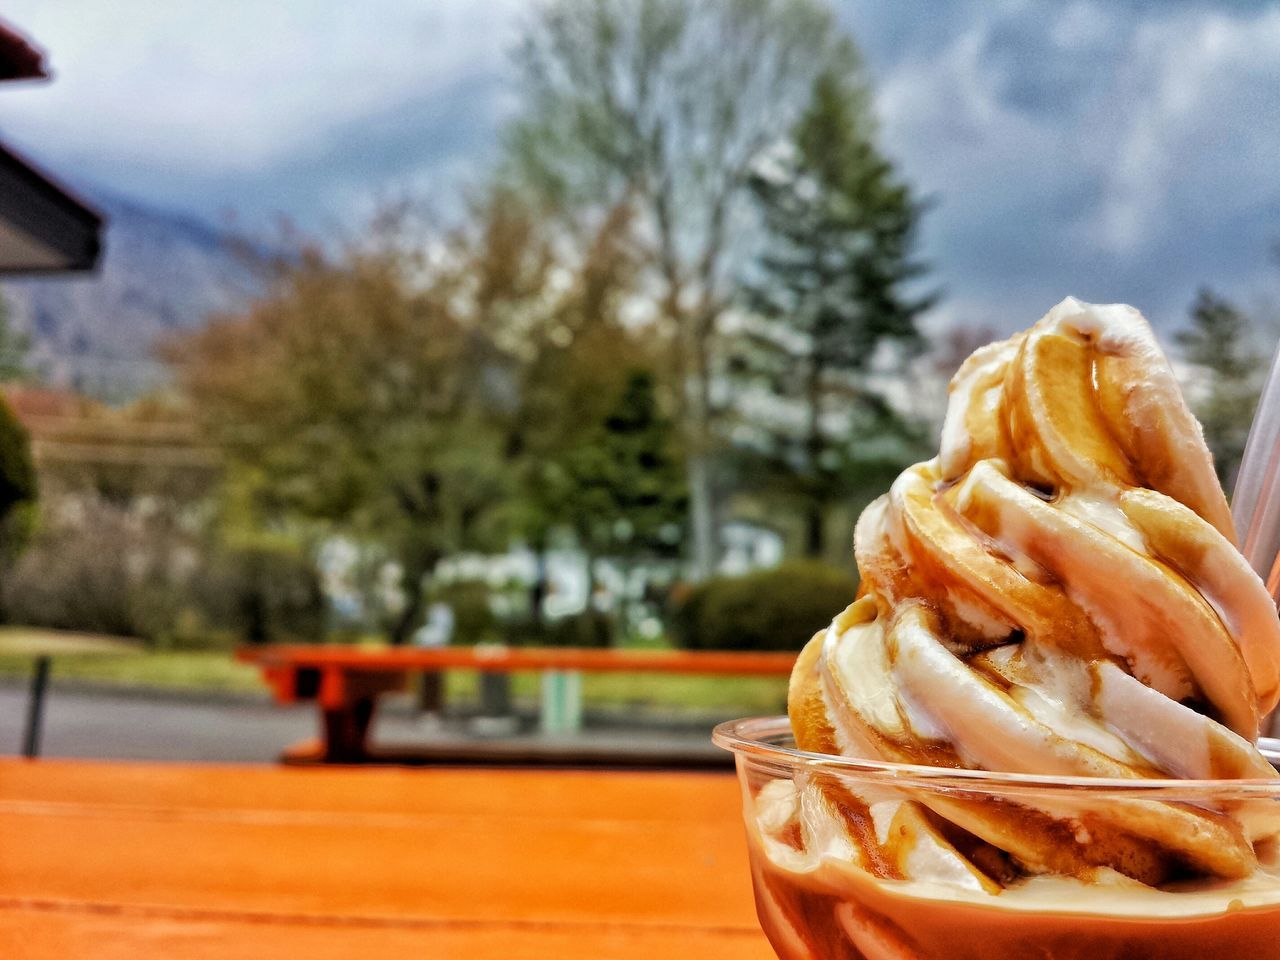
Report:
237,645,797,762
0,759,775,959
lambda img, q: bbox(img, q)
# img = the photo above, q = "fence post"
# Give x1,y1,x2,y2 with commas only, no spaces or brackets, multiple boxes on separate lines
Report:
22,654,51,759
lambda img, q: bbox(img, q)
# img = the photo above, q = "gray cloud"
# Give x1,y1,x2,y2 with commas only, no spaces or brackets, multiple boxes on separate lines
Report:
844,0,1280,330
0,0,519,225
4,0,1279,335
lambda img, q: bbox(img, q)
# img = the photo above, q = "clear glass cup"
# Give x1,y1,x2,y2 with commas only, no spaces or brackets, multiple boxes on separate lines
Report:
714,716,1280,960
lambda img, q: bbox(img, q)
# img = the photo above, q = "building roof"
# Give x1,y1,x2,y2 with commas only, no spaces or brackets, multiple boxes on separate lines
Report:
0,20,47,81
0,19,103,273
0,140,103,273
4,384,220,474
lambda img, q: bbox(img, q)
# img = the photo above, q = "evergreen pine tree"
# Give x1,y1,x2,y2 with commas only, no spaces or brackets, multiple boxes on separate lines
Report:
1176,288,1266,486
742,68,934,557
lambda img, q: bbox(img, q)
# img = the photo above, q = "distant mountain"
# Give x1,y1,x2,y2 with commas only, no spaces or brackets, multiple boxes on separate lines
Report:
2,192,263,401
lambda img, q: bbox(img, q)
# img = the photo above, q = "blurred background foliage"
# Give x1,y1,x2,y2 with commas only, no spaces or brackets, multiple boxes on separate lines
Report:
671,561,856,653
0,0,1274,674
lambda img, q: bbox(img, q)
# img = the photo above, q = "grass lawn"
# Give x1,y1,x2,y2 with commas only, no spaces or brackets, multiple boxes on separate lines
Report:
0,627,789,714
443,670,788,714
0,628,263,694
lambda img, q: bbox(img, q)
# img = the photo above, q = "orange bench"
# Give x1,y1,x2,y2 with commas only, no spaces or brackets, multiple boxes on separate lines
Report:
236,645,797,763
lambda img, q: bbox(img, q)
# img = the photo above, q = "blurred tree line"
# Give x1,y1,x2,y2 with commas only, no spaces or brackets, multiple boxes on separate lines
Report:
158,0,931,648
2,0,1271,654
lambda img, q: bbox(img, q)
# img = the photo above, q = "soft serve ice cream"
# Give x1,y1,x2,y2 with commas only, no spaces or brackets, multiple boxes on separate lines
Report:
744,299,1280,959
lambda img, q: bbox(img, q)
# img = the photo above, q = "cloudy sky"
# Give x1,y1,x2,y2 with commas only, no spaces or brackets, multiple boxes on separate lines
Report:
3,0,1279,333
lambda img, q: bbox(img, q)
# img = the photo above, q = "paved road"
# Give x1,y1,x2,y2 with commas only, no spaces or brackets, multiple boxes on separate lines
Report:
0,684,727,764
0,685,317,762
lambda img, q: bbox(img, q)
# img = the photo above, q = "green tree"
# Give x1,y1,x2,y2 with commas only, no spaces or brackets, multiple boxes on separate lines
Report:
483,196,643,543
456,189,658,624
561,368,686,641
1176,288,1265,486
0,393,36,568
739,68,934,557
168,219,510,644
0,293,30,382
505,0,866,578
197,466,325,646
569,369,686,562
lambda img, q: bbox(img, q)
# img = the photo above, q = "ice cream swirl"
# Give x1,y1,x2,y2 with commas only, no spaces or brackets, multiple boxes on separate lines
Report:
787,298,1280,888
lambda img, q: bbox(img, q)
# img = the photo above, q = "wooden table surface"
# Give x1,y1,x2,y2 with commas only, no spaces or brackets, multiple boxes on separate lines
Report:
0,759,775,959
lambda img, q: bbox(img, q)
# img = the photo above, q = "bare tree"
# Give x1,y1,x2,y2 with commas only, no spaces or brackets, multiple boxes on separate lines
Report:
505,0,863,577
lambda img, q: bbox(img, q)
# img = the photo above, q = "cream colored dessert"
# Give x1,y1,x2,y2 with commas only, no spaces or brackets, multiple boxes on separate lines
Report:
753,299,1280,958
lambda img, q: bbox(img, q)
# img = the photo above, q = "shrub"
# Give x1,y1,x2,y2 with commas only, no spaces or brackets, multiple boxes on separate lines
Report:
543,608,614,648
3,498,191,641
497,607,617,649
671,561,856,653
433,579,500,646
3,501,139,637
193,543,325,645
434,578,615,649
3,497,324,647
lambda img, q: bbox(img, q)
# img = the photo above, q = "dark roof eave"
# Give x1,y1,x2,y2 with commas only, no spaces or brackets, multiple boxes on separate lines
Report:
0,21,47,82
0,139,103,273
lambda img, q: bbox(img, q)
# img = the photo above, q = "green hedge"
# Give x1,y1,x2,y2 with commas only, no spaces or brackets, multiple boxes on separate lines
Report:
434,580,616,648
541,608,614,648
434,580,500,646
5,507,326,648
671,561,856,652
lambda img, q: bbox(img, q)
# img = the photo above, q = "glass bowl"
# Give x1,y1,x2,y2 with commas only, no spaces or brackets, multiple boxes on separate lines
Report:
713,716,1280,960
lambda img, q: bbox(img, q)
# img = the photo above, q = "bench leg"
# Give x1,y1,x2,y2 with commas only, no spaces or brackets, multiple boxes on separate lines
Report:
322,696,376,763
417,670,444,714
